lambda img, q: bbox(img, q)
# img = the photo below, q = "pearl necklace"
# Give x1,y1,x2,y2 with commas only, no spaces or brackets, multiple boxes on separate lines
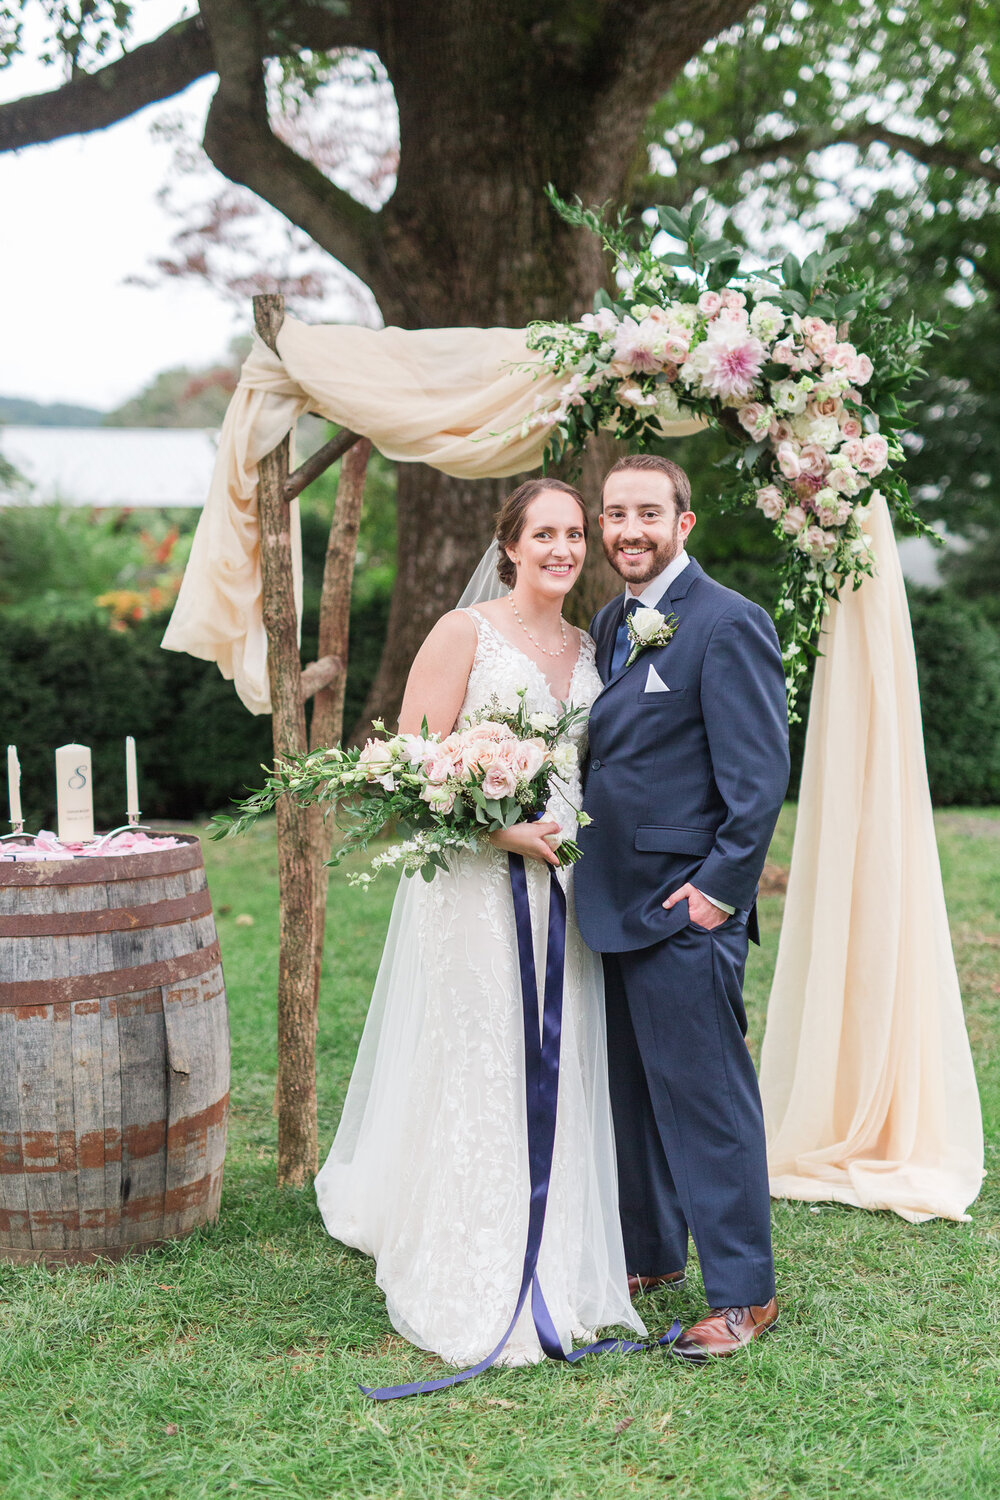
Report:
507,593,569,658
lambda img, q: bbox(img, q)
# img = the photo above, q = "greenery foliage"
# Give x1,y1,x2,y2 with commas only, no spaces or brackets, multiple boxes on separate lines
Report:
0,807,997,1499
908,588,1000,806
0,505,191,627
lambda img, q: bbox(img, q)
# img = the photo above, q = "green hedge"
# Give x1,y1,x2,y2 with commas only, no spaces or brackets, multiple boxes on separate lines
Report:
908,587,1000,805
0,589,389,831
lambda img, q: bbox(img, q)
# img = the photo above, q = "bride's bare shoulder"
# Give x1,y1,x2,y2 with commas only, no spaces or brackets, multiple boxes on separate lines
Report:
417,608,479,656
467,598,510,627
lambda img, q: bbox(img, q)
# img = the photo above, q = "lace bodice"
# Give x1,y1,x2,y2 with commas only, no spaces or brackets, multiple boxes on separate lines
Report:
459,608,602,836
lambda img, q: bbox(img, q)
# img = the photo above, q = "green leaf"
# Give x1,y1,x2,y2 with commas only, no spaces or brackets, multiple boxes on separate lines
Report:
655,205,688,240
593,286,614,312
688,198,708,231
776,288,808,314
834,290,867,318
800,251,822,291
808,298,836,318
697,237,735,261
781,253,802,291
657,250,694,266
706,252,742,290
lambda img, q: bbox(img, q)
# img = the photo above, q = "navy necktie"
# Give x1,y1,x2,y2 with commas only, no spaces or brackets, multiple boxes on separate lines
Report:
610,597,640,676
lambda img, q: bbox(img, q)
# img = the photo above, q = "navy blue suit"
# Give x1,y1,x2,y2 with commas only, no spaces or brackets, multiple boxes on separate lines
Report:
575,557,789,1306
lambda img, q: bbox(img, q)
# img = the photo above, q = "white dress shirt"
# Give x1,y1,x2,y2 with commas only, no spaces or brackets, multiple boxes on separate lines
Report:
626,549,690,607
627,550,735,919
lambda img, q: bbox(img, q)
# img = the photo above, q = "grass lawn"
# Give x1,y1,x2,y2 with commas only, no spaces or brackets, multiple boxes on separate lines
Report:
2,806,999,1500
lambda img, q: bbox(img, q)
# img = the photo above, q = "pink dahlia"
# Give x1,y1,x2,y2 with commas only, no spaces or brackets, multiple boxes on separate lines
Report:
685,321,766,401
610,316,662,375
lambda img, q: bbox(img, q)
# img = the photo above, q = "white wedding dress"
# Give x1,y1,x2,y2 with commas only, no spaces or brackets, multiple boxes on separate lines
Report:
315,609,645,1366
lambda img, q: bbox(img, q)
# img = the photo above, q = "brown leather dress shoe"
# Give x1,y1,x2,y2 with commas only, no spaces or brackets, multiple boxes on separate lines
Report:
627,1270,687,1298
671,1297,778,1361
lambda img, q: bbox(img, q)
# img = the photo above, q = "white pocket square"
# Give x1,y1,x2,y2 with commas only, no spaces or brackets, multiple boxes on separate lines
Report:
643,663,671,693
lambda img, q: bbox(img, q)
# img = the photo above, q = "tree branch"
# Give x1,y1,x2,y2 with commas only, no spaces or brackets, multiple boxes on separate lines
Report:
698,125,1000,187
0,16,212,152
0,2,377,155
579,0,755,201
199,0,384,294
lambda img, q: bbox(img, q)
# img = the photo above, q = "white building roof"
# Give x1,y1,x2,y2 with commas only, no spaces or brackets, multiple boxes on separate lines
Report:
0,427,218,507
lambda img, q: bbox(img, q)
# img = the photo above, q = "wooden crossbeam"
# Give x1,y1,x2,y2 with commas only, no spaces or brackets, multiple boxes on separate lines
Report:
285,427,362,502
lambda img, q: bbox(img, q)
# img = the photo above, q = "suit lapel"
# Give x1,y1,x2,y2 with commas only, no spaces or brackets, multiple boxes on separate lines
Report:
665,555,703,605
600,558,706,690
596,599,625,685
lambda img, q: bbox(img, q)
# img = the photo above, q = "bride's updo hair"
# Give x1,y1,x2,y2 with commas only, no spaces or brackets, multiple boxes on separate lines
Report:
495,478,588,588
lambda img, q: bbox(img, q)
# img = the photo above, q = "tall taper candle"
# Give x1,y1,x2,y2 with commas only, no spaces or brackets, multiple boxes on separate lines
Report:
125,736,140,822
55,743,94,843
6,745,21,826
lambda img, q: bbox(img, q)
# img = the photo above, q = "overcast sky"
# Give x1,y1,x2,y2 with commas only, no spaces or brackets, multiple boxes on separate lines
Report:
0,3,253,411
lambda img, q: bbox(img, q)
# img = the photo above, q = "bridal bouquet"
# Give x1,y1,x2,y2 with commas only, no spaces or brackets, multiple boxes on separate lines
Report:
211,692,591,884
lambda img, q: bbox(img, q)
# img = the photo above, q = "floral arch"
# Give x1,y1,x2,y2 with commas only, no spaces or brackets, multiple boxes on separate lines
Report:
162,196,982,1223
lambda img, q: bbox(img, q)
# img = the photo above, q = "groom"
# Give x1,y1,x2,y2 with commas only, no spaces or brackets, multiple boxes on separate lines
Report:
575,454,790,1362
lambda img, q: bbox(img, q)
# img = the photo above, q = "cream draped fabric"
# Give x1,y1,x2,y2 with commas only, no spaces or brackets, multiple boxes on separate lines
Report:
162,318,983,1223
162,320,704,713
760,493,983,1221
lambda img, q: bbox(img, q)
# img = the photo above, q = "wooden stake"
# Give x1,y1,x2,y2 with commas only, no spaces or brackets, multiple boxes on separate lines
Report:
253,292,320,1187
308,437,372,1003
251,293,368,1188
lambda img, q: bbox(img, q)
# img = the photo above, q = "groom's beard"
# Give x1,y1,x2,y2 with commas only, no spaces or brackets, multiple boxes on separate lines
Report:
602,524,683,586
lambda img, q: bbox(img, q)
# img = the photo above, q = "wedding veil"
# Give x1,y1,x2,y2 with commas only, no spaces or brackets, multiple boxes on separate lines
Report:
456,542,507,608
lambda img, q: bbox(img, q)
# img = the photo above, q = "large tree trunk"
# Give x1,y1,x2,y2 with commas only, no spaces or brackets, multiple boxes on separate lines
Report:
356,9,636,727
350,0,737,725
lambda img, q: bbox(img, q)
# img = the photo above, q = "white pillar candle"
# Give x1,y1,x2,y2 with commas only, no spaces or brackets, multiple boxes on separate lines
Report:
55,743,94,844
125,736,140,821
6,745,21,825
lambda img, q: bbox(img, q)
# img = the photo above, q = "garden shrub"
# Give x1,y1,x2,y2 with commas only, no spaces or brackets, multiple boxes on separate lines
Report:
907,586,1000,806
0,584,390,829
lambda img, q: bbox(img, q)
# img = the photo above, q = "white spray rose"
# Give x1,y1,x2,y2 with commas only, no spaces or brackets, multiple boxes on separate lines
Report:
771,379,810,416
528,711,558,733
749,301,785,341
551,742,578,778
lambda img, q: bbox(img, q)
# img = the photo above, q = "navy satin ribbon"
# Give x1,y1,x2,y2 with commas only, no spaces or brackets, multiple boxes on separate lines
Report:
361,851,680,1401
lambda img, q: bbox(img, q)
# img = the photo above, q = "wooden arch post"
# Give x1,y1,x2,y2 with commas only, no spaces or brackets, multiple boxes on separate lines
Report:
253,293,372,1187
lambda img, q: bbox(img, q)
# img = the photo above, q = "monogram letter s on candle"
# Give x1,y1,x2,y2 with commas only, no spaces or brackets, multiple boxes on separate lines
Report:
6,745,22,828
55,744,94,843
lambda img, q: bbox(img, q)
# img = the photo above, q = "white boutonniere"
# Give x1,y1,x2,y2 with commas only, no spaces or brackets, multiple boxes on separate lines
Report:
625,606,679,669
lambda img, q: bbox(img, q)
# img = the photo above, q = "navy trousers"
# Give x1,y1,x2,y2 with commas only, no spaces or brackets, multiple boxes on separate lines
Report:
602,918,775,1309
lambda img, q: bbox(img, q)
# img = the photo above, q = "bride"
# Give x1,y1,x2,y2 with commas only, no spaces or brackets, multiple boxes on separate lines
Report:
315,477,646,1370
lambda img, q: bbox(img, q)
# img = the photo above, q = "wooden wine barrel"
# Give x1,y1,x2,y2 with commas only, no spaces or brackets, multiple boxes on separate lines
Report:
0,834,230,1264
